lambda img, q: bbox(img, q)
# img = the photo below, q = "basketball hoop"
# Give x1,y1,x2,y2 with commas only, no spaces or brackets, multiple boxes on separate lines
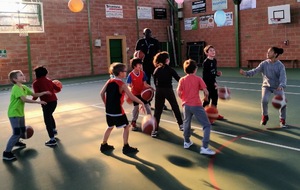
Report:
16,24,29,37
270,18,281,24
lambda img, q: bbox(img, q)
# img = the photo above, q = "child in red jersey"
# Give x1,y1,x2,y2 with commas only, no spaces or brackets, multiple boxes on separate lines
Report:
126,58,152,131
100,62,146,154
32,66,61,147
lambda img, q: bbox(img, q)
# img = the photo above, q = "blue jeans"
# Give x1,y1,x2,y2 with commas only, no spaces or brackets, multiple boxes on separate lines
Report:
183,105,211,148
5,117,26,152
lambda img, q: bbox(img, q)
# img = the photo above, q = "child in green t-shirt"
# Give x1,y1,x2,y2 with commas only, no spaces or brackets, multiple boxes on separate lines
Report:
3,70,50,161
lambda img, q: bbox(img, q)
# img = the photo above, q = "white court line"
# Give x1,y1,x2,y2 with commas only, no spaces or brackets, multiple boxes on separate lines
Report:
93,103,300,152
220,80,300,88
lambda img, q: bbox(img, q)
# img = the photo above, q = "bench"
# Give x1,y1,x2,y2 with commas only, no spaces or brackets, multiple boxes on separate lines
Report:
247,59,298,68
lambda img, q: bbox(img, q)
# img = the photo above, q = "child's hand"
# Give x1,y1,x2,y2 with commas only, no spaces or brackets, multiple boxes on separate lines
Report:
44,91,52,95
239,69,245,75
139,103,146,114
39,101,47,105
217,71,222,76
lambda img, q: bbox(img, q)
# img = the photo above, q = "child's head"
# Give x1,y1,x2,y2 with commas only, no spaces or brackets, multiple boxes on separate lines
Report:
204,45,215,57
183,59,197,74
268,47,284,58
130,58,143,69
8,70,23,84
109,62,127,77
153,51,169,67
34,65,48,78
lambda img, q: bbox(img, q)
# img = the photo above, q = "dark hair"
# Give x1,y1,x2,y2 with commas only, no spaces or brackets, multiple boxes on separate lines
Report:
204,45,214,54
153,51,169,67
109,62,126,76
8,70,22,84
270,47,284,58
34,66,48,78
130,58,142,69
183,59,197,74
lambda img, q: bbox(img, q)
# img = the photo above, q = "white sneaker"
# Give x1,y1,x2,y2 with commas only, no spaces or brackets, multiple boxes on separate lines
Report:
184,141,193,149
280,122,288,128
200,147,215,155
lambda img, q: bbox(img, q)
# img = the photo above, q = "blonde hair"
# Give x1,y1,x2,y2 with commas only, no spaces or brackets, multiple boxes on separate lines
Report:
8,70,22,84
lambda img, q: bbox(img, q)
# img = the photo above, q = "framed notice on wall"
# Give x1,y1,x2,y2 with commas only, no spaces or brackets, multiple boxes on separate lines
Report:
154,8,167,19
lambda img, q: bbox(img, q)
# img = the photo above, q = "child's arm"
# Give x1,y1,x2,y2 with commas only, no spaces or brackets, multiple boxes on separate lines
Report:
122,84,146,113
20,96,47,105
100,80,109,104
203,88,209,102
32,91,51,98
143,81,154,90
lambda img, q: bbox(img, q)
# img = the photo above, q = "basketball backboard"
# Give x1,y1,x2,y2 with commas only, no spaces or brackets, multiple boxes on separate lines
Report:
0,0,44,34
268,4,291,24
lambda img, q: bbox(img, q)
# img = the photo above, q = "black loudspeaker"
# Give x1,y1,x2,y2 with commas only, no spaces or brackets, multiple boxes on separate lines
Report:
186,41,206,67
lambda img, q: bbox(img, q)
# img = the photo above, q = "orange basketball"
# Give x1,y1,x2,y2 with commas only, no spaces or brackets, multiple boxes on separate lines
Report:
272,94,287,109
141,87,154,102
52,80,62,93
218,86,231,100
21,126,34,139
141,115,156,135
133,50,145,60
205,106,219,124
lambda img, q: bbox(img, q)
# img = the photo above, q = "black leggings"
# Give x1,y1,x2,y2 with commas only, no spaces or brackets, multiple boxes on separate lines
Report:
42,101,57,138
203,84,218,107
154,87,183,129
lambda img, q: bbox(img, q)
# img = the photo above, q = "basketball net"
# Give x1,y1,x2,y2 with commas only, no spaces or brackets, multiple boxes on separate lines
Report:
16,24,29,37
270,18,281,25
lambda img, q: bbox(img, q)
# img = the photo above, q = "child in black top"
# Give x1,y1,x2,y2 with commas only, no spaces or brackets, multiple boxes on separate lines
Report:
100,62,145,154
202,45,224,121
152,51,183,137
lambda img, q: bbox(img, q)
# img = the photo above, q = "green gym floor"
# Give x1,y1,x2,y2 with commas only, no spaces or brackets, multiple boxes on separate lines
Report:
0,67,299,190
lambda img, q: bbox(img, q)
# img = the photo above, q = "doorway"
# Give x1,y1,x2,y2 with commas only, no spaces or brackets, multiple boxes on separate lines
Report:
106,35,127,70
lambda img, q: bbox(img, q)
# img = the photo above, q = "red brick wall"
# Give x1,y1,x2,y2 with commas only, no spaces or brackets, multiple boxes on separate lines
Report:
180,0,300,68
0,0,170,84
0,0,299,85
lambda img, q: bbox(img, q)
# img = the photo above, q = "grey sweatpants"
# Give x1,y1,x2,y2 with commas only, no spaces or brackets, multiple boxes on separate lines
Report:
183,105,211,149
261,87,286,120
5,117,25,152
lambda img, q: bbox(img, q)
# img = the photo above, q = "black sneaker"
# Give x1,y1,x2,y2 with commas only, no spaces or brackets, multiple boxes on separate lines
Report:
14,141,26,148
122,144,138,154
151,130,158,138
3,151,16,161
100,143,114,152
45,139,57,147
163,105,168,110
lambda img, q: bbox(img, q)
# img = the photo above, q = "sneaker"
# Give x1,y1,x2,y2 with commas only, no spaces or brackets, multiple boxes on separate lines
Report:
260,115,269,125
3,151,16,161
200,147,216,155
122,144,138,154
184,141,193,149
131,121,139,131
45,139,57,147
179,124,184,131
100,143,114,152
217,115,224,120
14,141,26,148
280,119,287,128
151,130,158,138
53,129,58,136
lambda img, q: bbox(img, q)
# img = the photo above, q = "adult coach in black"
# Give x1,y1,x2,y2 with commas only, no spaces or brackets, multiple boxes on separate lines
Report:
135,28,160,85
